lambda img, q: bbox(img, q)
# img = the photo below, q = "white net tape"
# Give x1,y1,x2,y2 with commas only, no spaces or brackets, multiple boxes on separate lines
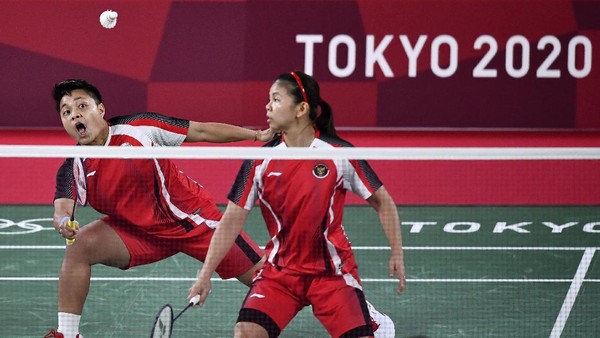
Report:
2,145,600,160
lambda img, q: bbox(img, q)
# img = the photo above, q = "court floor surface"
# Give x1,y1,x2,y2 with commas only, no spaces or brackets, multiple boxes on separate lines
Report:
0,205,598,337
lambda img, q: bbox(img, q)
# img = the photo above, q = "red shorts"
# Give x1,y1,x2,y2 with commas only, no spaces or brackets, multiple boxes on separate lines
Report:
107,217,263,279
238,263,373,337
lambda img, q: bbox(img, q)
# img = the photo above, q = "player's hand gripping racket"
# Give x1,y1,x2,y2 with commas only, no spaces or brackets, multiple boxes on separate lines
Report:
65,202,78,245
150,295,200,338
66,157,87,245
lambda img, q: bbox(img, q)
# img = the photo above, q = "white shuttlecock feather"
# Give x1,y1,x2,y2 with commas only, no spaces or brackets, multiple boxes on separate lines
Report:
99,10,118,29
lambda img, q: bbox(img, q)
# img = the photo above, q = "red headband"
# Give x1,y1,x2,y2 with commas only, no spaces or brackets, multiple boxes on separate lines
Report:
290,71,309,103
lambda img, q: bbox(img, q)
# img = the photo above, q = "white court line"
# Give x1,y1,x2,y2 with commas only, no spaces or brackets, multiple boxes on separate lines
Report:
1,277,599,283
1,245,599,250
364,278,600,283
353,246,600,251
2,246,597,283
549,248,596,338
0,245,66,249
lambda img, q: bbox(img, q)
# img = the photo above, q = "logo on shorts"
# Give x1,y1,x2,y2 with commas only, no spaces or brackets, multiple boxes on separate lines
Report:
313,164,329,178
249,293,266,299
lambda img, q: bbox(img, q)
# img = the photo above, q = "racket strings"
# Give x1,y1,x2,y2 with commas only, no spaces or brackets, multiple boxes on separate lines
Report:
151,305,173,338
73,157,87,206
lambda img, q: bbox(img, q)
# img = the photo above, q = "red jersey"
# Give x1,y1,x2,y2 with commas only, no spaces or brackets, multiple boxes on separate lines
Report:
55,113,221,236
228,134,383,276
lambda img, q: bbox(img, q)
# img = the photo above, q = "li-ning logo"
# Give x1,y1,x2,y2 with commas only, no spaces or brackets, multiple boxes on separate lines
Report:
313,164,329,178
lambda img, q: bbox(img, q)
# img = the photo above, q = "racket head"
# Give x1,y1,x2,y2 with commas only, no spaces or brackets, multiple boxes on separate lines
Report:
72,157,87,206
150,304,174,338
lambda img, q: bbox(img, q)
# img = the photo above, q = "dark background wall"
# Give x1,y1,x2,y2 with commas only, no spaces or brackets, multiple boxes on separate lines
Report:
0,0,598,129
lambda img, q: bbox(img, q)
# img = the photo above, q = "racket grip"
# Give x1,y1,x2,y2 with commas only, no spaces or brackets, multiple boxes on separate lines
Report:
190,295,201,305
66,220,78,245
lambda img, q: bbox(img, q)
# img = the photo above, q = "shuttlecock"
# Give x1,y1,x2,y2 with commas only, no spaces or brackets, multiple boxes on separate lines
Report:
99,10,118,29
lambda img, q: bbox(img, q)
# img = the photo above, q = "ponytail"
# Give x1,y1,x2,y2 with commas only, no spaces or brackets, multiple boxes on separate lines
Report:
314,99,336,136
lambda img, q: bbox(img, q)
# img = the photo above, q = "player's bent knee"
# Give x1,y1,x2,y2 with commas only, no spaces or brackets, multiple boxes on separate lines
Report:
237,309,280,338
234,321,270,338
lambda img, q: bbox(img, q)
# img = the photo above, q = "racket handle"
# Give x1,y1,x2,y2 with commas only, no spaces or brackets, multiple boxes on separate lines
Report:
190,295,200,306
66,219,77,245
174,295,201,322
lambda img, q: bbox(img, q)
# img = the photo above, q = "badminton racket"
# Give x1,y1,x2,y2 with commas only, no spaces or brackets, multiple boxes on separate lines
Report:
150,295,200,338
66,157,87,245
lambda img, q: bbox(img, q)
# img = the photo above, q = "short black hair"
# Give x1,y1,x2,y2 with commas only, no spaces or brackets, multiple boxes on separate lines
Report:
53,79,102,113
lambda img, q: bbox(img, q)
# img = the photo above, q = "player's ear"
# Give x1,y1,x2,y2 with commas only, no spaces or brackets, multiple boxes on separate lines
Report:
296,101,309,119
98,103,106,117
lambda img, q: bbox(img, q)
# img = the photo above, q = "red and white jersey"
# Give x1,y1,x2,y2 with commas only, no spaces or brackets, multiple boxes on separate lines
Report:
228,133,383,276
55,113,221,235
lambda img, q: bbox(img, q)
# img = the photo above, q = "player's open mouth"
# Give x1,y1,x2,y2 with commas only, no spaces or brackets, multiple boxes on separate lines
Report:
75,122,87,137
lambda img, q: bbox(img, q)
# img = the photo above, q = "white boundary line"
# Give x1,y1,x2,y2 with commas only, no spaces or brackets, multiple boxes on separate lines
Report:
2,246,597,283
549,248,596,338
0,145,599,160
0,277,598,283
355,246,600,251
0,245,66,249
1,245,599,250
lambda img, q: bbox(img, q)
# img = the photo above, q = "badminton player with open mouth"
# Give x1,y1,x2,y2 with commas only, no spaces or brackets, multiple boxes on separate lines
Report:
45,79,273,338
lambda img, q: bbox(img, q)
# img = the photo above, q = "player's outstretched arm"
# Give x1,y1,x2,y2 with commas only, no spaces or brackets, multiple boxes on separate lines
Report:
367,186,406,294
185,121,274,143
188,201,250,306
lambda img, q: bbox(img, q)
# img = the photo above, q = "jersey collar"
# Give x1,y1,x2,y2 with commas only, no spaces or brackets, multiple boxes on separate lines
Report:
281,129,320,147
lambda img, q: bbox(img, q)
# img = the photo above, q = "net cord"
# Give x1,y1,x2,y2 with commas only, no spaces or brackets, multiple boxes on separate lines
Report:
1,145,599,160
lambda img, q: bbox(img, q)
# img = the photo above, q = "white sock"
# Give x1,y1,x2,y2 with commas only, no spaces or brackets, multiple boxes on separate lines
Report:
57,312,81,338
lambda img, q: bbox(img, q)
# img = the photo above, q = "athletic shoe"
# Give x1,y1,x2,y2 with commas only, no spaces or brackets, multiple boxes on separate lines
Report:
367,301,396,338
44,329,82,338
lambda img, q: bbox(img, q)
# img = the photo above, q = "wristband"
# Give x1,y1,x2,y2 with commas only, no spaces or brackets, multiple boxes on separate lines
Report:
59,216,70,225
